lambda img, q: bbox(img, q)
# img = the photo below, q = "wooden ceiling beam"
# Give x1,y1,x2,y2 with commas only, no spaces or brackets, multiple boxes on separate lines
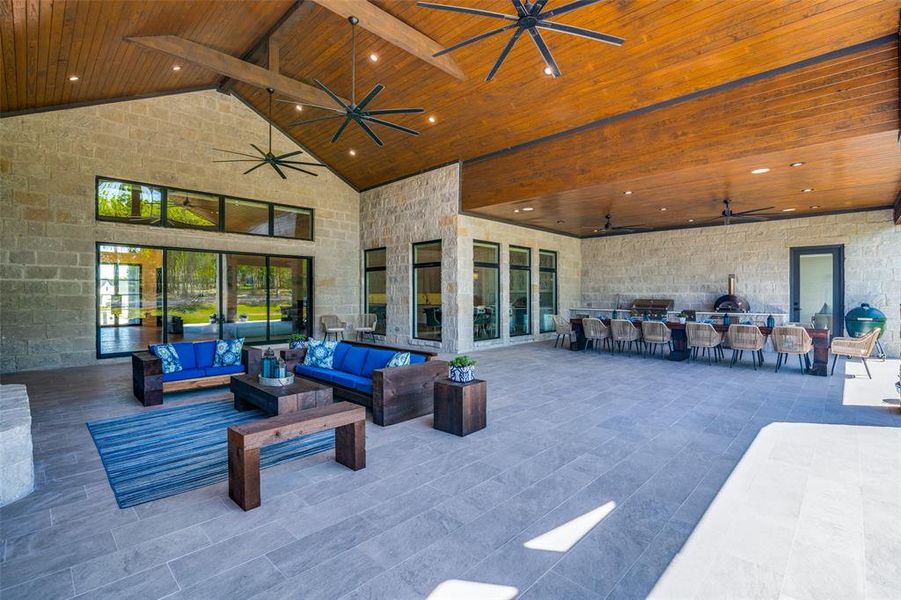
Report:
127,35,346,106
308,0,466,81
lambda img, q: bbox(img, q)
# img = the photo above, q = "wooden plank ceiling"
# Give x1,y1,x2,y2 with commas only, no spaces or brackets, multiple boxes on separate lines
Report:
2,0,900,236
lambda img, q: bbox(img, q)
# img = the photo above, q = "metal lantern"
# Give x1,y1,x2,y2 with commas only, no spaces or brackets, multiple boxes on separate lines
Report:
260,347,277,379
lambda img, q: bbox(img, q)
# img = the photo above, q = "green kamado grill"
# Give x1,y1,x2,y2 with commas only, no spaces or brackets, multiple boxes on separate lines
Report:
845,303,887,359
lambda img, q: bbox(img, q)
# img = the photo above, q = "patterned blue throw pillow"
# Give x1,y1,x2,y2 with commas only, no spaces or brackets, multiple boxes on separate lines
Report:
386,352,411,368
303,339,337,368
151,343,183,374
213,338,244,367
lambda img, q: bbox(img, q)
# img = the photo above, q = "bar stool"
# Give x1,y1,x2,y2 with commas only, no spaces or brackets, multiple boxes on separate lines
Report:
641,321,672,358
581,317,611,353
611,319,642,356
686,322,724,364
727,324,767,370
770,326,813,374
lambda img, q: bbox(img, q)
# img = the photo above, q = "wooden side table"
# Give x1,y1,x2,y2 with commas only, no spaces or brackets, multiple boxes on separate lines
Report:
433,379,487,437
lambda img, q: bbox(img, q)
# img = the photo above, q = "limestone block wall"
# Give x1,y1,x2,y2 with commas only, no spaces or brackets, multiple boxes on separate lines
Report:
457,215,581,352
581,210,900,357
0,90,360,373
359,164,461,352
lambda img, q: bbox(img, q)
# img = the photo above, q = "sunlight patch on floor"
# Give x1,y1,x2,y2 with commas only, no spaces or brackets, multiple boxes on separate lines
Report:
524,501,616,553
840,358,901,408
427,579,518,600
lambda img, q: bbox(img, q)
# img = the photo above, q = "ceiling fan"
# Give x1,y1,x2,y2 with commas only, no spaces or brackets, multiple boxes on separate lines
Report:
583,214,651,235
702,198,780,226
213,88,326,179
417,0,624,81
287,16,424,147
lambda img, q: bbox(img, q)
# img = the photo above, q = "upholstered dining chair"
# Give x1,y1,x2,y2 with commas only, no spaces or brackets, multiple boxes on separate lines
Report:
641,321,672,358
353,313,377,342
686,322,724,365
611,319,642,356
770,325,813,373
727,324,767,370
319,314,346,341
581,318,611,353
552,315,574,349
830,328,881,379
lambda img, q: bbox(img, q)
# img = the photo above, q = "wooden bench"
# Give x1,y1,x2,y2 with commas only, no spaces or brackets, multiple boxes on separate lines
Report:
227,402,366,511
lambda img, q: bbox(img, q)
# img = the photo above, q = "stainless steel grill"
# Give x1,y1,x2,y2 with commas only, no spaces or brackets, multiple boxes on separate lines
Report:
630,299,674,320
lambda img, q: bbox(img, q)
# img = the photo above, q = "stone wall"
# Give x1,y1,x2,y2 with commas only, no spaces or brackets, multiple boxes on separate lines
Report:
581,210,900,357
0,90,360,373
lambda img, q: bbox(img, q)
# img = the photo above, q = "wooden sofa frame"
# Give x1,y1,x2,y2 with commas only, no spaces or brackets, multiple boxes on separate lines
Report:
132,351,241,406
282,340,447,426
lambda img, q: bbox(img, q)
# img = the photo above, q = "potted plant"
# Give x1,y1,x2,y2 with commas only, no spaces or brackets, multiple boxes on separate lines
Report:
287,333,307,350
239,313,248,323
208,313,218,324
678,311,688,325
449,355,477,383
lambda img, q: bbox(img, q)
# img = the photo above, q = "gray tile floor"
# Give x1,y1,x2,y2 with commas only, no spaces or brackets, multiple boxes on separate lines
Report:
1,342,899,600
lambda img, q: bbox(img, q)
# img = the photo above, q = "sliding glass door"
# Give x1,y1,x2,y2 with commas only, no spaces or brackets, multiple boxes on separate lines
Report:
96,243,312,357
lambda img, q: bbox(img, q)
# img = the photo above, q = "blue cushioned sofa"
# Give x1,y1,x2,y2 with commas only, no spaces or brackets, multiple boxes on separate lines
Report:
286,341,447,426
132,341,246,406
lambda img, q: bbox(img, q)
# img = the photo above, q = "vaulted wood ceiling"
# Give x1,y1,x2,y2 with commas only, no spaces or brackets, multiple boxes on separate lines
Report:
2,0,900,235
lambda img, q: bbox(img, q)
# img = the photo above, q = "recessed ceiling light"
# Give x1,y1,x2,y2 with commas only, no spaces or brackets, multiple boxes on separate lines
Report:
369,53,378,62
514,209,520,213
802,188,813,192
660,207,667,211
172,65,182,71
782,208,796,212
349,149,356,156
809,205,820,209
521,207,534,212
428,116,436,123
623,190,632,195
543,66,553,75
688,219,694,223
593,229,599,233
790,162,804,167
295,104,303,111
751,168,770,174
68,75,79,81
556,220,564,224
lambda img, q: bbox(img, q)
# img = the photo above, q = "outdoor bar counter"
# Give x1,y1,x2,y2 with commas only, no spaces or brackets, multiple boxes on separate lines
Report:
569,318,831,376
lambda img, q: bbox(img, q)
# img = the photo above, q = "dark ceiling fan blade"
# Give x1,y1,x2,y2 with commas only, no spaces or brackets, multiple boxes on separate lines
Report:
733,206,775,216
361,116,420,136
330,116,353,143
530,0,550,15
288,115,344,127
511,0,528,17
243,162,267,175
433,24,517,57
541,0,604,19
279,163,320,176
536,21,625,46
275,150,306,160
416,2,518,21
356,84,385,111
487,28,524,81
313,79,350,111
212,148,260,158
356,119,385,147
270,162,288,180
527,27,560,76
280,160,326,167
363,107,425,116
250,143,268,157
212,159,262,163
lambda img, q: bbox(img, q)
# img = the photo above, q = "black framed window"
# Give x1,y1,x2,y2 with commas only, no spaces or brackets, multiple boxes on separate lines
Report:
364,248,387,336
96,242,313,358
95,177,314,241
510,246,531,336
539,249,557,333
473,241,499,341
412,240,442,341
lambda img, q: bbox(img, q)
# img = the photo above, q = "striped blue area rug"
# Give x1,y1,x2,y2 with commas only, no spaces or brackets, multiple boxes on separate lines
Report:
87,400,334,508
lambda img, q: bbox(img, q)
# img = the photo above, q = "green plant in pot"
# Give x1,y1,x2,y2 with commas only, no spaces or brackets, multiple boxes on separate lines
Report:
287,333,308,350
677,311,688,324
449,355,477,383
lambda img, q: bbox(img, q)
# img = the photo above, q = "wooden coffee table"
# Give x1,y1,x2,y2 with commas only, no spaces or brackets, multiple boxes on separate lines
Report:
230,374,332,416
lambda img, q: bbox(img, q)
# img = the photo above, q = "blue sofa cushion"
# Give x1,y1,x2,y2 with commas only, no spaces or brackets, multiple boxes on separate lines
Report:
170,342,196,369
214,338,244,367
161,368,205,382
362,348,396,377
340,346,369,376
409,353,427,365
150,344,183,374
331,342,352,371
296,365,372,394
194,341,217,368
204,365,244,377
